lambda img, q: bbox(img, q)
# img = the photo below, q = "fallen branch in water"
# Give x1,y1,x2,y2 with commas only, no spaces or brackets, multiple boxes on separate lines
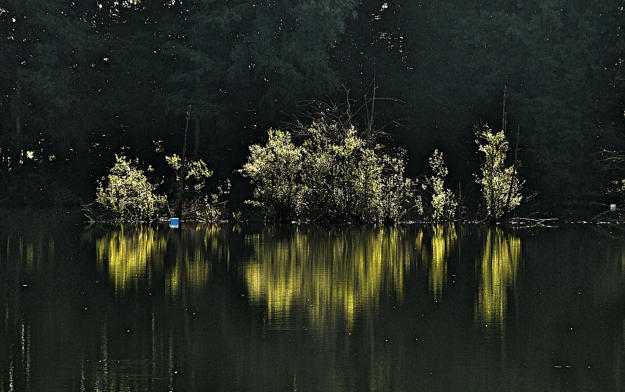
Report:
591,208,625,224
508,217,559,227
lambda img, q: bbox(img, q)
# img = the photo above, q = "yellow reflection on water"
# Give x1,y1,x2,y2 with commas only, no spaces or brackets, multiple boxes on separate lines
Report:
244,227,415,330
1,234,54,273
475,228,521,328
166,225,227,297
427,225,457,300
96,225,221,296
96,226,167,295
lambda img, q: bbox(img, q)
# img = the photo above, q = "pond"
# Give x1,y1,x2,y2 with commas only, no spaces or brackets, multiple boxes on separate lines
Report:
1,211,625,391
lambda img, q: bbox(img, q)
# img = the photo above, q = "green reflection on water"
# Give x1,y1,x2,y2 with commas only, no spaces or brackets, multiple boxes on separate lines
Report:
4,218,625,392
96,226,168,295
422,224,457,301
244,227,417,330
95,225,225,297
475,227,521,328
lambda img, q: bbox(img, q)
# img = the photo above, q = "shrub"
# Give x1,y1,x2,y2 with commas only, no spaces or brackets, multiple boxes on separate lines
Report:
424,149,457,221
164,153,229,222
240,121,419,223
95,155,167,222
475,125,523,220
241,129,304,220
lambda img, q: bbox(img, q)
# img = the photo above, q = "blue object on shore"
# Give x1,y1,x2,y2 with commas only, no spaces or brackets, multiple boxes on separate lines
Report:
610,204,617,212
169,218,180,228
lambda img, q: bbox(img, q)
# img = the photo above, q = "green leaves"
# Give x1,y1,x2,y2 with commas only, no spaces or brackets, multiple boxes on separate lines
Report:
475,126,524,221
425,149,457,221
96,155,167,222
240,121,418,223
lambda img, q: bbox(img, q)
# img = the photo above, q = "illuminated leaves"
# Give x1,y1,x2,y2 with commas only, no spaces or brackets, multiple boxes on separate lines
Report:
240,123,419,222
475,126,524,220
425,149,457,221
95,154,167,222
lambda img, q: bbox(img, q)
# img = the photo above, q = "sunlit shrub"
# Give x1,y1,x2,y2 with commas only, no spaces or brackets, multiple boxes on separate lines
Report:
241,130,304,220
95,155,167,222
164,152,229,222
424,149,457,221
183,179,231,222
475,126,523,220
240,121,419,223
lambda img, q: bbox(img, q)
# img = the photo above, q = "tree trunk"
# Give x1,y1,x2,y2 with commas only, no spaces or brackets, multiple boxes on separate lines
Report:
505,125,520,214
176,105,192,219
193,117,200,158
14,79,22,149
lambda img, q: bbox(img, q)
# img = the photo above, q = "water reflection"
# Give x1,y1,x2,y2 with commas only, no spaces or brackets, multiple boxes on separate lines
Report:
474,227,521,329
166,225,225,298
244,227,417,330
4,216,625,392
95,225,226,297
420,225,457,301
0,228,50,392
96,226,167,294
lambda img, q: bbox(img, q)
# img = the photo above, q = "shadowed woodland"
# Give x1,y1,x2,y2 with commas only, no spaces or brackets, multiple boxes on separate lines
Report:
1,1,624,219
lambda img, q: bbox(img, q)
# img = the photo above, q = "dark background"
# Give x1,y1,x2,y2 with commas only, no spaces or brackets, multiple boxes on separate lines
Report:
1,0,624,218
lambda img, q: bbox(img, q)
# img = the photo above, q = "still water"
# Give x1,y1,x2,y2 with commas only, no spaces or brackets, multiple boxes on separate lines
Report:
1,211,625,391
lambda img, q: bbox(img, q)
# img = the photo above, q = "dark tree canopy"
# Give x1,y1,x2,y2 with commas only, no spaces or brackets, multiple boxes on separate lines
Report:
0,0,623,217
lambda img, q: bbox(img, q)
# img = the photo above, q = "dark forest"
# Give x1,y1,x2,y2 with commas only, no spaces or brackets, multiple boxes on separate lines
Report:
1,0,624,219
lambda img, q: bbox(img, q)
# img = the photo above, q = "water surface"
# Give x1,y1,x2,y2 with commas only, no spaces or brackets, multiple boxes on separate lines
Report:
1,212,625,391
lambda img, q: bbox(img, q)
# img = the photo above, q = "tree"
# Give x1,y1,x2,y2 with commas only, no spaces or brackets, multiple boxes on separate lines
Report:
475,125,523,221
425,149,457,221
95,155,167,222
240,116,419,223
361,0,624,215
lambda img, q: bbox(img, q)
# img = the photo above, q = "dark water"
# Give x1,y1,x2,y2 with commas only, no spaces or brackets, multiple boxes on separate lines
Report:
2,212,625,391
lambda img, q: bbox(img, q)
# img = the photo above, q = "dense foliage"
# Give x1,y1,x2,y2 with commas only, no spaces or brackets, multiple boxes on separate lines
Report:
93,152,228,222
475,126,524,221
424,150,457,221
164,153,230,222
240,122,418,223
95,155,167,222
0,1,623,219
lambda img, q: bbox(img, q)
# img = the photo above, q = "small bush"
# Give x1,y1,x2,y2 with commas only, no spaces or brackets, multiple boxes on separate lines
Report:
164,152,230,222
424,149,457,221
240,130,304,220
475,125,523,220
95,155,167,222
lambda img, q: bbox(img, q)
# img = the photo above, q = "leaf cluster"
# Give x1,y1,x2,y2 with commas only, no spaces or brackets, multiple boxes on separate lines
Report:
475,126,523,221
95,154,167,222
423,149,457,221
240,122,418,223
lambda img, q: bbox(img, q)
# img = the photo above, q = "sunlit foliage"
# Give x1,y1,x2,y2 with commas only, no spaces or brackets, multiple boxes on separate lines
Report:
475,126,523,221
240,120,419,223
164,153,230,222
96,155,167,222
424,150,457,221
240,130,304,219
